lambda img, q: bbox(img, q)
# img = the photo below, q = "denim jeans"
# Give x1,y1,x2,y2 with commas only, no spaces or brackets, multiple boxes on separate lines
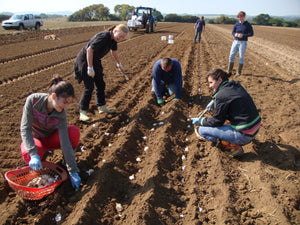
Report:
194,30,202,43
198,124,253,145
151,79,176,97
229,40,248,64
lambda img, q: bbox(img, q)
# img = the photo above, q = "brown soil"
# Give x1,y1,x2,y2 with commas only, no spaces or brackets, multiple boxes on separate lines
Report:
0,22,299,225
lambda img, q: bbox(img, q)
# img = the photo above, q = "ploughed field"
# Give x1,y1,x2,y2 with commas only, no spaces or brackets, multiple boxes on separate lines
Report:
0,22,299,224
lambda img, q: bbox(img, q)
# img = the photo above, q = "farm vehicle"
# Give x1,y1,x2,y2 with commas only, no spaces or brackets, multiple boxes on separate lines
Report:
127,7,156,33
1,14,43,30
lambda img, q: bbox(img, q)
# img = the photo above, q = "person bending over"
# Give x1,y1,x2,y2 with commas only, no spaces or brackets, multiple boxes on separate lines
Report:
74,24,129,121
20,74,81,190
152,57,183,106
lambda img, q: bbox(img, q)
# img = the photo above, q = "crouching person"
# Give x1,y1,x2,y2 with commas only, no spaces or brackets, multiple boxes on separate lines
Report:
152,57,183,106
20,74,81,190
192,68,261,157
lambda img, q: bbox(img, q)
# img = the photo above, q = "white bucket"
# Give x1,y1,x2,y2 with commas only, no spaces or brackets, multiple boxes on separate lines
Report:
168,39,174,44
161,36,167,41
168,35,173,40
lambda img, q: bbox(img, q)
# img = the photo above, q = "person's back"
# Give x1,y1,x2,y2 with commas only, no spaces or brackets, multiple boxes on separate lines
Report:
216,80,260,130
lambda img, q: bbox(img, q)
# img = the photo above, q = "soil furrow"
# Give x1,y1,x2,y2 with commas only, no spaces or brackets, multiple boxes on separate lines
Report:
0,45,81,84
0,40,87,64
0,23,299,225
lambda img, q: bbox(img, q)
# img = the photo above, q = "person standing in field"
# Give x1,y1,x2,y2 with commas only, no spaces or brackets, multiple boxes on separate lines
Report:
194,16,205,43
152,57,183,107
228,11,253,75
20,74,82,191
192,68,261,157
74,24,129,121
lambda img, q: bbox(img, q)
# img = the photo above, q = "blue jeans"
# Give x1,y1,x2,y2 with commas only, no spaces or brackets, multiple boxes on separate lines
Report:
229,40,248,64
151,79,176,97
194,30,202,43
198,125,253,145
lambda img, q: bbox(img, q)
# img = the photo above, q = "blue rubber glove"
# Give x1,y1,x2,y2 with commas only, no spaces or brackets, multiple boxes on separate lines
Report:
157,98,164,107
29,155,43,170
70,173,81,191
191,117,201,125
206,100,214,111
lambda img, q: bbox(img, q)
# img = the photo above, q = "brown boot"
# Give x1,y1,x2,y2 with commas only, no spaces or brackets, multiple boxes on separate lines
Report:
228,62,234,73
237,64,244,75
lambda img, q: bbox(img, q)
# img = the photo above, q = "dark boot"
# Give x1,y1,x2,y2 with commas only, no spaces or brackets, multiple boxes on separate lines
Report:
238,64,244,75
228,62,234,73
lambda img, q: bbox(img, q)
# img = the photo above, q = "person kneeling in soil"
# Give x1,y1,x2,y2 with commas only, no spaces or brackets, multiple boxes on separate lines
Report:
20,75,81,190
74,24,129,121
152,57,183,106
192,68,261,157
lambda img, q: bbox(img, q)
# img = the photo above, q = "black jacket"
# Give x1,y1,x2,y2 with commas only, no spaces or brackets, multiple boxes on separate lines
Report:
200,80,261,135
73,31,117,83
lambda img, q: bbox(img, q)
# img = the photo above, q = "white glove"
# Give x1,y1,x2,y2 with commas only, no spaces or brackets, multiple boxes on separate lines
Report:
117,63,124,70
87,66,95,77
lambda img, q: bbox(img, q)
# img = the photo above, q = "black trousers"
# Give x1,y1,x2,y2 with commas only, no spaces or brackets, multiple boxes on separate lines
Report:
78,72,106,110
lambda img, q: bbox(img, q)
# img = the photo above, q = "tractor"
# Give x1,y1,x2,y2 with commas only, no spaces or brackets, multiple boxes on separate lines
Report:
127,7,156,33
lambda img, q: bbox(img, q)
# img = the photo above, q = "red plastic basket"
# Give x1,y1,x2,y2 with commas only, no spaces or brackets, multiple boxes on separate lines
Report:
5,161,68,200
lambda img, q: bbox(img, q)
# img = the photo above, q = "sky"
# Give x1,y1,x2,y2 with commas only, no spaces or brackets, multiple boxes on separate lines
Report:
1,0,300,16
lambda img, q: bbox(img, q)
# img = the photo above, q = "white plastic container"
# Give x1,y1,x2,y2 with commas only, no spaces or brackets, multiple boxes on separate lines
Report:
168,35,173,40
168,39,174,44
161,36,167,41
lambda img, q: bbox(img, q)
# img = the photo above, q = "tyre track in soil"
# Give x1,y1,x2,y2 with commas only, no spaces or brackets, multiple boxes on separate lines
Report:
0,23,299,224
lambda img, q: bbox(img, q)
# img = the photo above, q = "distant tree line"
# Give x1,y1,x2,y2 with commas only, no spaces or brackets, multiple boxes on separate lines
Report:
1,5,299,28
68,4,111,21
207,14,299,27
164,14,198,23
250,14,299,27
207,15,237,24
68,4,163,22
67,3,300,28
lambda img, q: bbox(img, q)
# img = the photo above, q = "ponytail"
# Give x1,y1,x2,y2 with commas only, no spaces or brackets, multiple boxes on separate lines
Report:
105,25,116,31
206,68,231,82
49,74,75,98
